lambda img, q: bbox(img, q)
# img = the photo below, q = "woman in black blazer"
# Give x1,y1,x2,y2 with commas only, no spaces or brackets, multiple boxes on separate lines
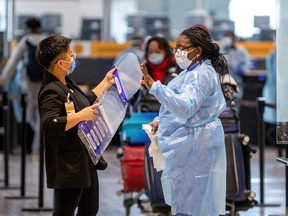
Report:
36,35,116,216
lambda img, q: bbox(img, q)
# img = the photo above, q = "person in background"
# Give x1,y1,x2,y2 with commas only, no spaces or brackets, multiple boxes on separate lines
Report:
113,34,144,64
133,36,180,112
141,26,228,216
0,18,45,154
263,48,277,150
220,31,250,99
144,36,180,85
36,35,116,216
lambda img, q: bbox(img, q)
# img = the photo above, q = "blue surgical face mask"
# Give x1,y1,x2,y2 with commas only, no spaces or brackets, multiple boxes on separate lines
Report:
68,59,76,75
148,53,164,65
62,59,76,75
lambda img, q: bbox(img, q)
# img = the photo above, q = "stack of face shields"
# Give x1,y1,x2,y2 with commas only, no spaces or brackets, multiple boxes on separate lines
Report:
78,52,142,165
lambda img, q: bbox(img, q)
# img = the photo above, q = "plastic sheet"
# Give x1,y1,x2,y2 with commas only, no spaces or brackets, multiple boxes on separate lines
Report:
142,124,166,171
78,52,142,165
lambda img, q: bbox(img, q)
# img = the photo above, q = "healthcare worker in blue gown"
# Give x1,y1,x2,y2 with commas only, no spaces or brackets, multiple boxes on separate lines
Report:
140,26,228,216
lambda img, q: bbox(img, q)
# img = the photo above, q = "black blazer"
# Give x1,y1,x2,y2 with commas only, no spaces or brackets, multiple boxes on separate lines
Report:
38,71,97,189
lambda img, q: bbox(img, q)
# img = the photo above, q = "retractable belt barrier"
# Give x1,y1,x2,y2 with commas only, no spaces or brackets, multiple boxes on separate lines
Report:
0,91,20,190
224,97,279,208
237,97,279,207
255,98,279,207
4,93,38,200
0,91,51,211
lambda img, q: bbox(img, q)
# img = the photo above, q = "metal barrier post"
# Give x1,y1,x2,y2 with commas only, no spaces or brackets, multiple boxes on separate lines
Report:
6,93,37,199
22,126,52,212
256,97,280,208
0,90,4,183
2,91,9,187
20,93,27,196
0,92,18,190
257,97,265,204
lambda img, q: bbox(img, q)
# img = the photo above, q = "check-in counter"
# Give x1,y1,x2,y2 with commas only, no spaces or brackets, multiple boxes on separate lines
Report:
68,40,274,89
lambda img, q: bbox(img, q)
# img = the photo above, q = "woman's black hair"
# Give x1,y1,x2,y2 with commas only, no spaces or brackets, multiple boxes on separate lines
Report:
144,36,174,59
36,35,71,69
180,26,229,76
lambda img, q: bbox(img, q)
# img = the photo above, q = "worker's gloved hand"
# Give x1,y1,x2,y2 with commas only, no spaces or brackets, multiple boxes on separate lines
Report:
236,64,246,76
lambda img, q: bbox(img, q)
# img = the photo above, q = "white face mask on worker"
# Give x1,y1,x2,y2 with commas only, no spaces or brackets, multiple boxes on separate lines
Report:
175,48,196,69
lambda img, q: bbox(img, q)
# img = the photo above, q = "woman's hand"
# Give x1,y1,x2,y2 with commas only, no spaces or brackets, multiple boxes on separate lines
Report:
149,120,159,134
92,67,117,98
65,103,101,131
140,64,155,90
78,103,101,121
104,67,117,86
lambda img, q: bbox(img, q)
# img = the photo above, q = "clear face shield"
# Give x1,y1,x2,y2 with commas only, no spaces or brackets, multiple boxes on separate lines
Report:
78,53,142,165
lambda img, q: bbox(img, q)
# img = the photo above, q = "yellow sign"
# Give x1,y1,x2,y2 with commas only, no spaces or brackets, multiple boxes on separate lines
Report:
238,41,274,58
90,41,130,58
68,40,275,59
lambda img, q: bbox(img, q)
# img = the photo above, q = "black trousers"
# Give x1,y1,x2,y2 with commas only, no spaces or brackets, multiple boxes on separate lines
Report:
53,168,99,216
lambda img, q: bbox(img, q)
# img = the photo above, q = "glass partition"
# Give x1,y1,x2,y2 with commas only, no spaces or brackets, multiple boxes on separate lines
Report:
276,0,288,144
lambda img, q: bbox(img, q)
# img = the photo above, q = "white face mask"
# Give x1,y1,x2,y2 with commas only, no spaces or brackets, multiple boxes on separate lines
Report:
175,48,196,69
221,37,232,48
148,53,164,65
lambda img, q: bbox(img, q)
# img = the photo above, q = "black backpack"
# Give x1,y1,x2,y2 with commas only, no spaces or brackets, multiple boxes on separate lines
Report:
25,40,44,82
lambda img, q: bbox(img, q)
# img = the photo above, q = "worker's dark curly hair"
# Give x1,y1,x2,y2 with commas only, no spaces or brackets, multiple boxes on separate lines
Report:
180,26,229,77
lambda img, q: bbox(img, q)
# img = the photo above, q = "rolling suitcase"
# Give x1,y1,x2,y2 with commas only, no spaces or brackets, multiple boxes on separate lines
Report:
120,145,145,193
119,112,158,145
226,133,249,201
118,145,147,216
220,104,257,216
219,105,240,134
225,133,256,215
144,143,171,213
136,94,161,112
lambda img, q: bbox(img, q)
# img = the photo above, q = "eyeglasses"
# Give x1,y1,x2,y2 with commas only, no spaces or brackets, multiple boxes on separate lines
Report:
55,53,77,64
172,45,193,55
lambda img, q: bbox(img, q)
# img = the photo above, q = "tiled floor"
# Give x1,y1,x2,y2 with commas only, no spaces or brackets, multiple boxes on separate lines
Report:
0,144,288,216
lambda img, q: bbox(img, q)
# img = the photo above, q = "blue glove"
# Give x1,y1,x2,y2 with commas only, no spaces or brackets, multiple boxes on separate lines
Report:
236,64,246,76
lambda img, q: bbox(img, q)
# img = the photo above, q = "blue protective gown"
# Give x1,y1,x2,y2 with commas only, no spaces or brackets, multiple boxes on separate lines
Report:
149,59,227,216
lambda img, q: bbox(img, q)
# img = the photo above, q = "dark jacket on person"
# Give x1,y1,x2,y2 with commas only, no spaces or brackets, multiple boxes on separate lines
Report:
38,71,97,189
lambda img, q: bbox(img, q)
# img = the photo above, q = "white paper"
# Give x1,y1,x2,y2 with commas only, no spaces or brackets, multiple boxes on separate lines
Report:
142,124,166,171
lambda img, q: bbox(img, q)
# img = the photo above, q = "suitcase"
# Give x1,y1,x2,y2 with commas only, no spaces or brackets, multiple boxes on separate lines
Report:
118,145,148,216
219,105,240,134
219,103,257,215
120,112,158,145
225,133,256,215
136,94,161,112
120,145,145,193
225,133,247,201
144,143,171,213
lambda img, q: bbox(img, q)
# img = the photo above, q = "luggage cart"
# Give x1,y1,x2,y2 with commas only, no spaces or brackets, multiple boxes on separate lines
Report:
117,112,158,216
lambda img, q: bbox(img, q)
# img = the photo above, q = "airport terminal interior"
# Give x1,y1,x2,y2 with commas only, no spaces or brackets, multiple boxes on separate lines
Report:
0,0,288,215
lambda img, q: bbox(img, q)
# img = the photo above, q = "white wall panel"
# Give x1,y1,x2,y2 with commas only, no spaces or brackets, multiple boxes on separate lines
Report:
15,0,103,37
